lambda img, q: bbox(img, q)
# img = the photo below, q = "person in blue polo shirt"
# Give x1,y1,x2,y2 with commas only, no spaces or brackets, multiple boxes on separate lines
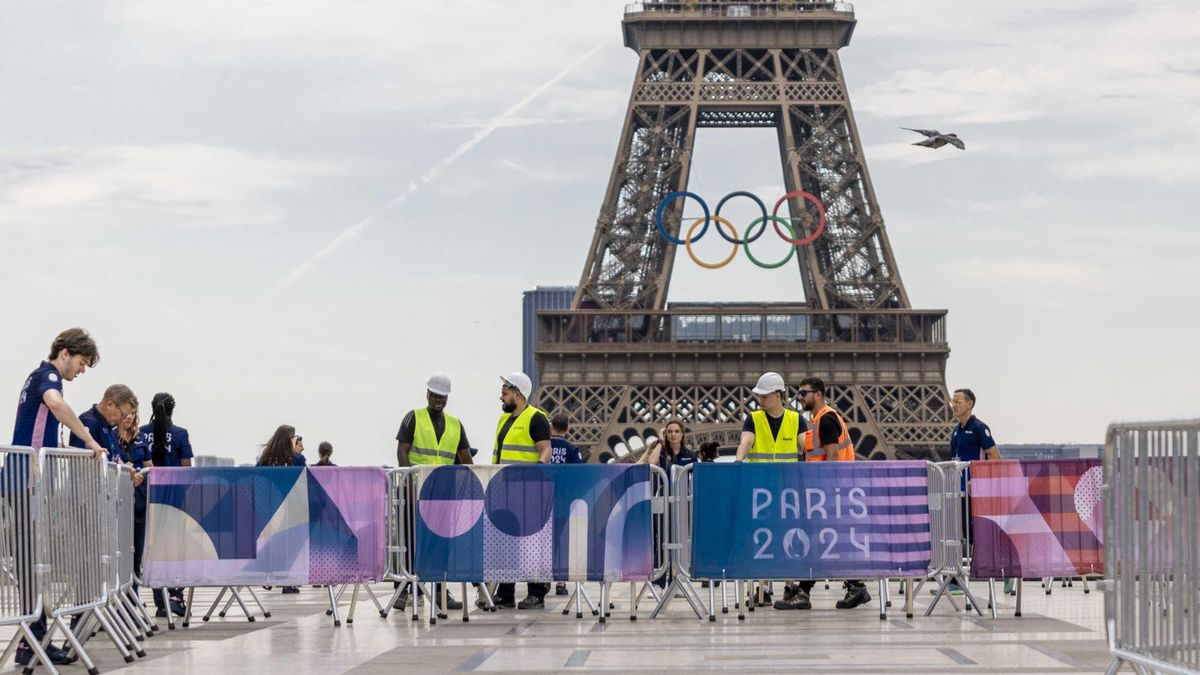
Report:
68,384,137,458
950,388,1000,462
8,328,104,667
548,414,581,596
139,392,192,617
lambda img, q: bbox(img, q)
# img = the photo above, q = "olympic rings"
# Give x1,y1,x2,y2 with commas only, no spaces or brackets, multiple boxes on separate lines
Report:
743,216,797,269
653,190,827,269
684,216,739,269
771,190,826,246
656,191,709,245
713,191,768,245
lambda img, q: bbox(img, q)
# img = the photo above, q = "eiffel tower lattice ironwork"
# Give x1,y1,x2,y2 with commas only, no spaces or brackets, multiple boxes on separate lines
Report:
532,0,953,462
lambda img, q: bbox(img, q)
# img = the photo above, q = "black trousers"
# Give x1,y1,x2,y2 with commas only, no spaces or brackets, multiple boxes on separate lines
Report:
797,579,865,593
495,582,549,602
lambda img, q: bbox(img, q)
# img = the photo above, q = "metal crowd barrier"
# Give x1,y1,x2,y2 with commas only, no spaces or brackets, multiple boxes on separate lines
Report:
920,461,985,617
663,462,938,623
0,447,55,672
1103,419,1200,675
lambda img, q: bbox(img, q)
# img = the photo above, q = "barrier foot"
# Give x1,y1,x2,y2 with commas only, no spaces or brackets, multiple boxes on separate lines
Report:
182,587,196,627
1015,578,1023,618
244,586,271,618
736,580,745,621
905,579,914,619
598,584,607,624
708,582,716,622
462,583,470,623
987,579,998,619
16,622,58,675
878,580,887,620
327,586,342,627
721,577,728,614
55,615,97,675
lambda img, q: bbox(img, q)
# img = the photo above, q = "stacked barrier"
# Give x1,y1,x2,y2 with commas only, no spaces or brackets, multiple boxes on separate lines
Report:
1103,420,1200,675
0,447,55,671
921,461,983,616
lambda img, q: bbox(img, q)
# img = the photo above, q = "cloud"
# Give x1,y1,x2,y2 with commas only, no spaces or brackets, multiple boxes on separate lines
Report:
941,258,1106,292
500,160,572,184
857,67,1068,124
0,144,334,228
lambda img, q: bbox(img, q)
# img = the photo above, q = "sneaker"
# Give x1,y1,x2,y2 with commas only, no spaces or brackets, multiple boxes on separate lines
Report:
1003,578,1016,595
555,582,568,596
170,600,187,617
155,607,169,618
393,589,410,611
947,583,964,596
516,595,545,610
442,593,463,610
773,587,812,610
835,584,871,609
492,597,516,609
759,590,773,607
282,586,300,594
16,644,77,666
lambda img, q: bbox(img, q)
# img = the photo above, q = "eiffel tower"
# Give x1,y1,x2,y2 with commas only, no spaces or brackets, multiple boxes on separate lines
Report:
533,0,953,462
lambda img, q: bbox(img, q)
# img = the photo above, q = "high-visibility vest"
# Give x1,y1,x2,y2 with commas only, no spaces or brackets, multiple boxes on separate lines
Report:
806,406,856,461
410,408,461,466
747,410,800,462
495,405,545,464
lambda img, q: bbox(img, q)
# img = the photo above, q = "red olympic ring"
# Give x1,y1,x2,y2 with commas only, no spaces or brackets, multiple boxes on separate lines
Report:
771,190,826,246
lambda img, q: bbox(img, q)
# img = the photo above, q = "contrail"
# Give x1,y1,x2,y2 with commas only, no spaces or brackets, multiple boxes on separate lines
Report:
273,45,602,294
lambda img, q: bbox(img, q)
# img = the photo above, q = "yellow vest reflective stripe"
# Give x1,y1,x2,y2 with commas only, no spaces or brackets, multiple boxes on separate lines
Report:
806,406,856,461
747,409,800,463
495,405,544,464
410,408,460,466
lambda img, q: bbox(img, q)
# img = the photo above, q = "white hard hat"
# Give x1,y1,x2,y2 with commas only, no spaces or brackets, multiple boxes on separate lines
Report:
426,373,452,396
752,372,786,396
500,372,533,400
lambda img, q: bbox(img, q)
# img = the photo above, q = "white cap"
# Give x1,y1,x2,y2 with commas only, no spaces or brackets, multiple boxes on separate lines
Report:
751,372,786,396
500,372,533,399
426,373,452,396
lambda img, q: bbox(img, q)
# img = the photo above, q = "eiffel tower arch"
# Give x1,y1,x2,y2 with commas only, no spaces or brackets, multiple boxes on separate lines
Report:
533,1,953,462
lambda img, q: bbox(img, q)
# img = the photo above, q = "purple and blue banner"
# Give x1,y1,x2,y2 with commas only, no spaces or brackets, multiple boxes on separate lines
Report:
691,462,932,580
969,459,1104,578
414,464,654,583
144,467,387,587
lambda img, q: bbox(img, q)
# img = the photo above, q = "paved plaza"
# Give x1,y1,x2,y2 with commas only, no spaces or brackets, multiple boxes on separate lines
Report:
2,580,1113,673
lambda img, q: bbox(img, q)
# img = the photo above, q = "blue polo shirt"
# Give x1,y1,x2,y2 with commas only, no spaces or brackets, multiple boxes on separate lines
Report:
69,405,118,457
138,423,194,466
549,435,582,464
292,452,307,466
113,431,149,467
950,415,996,462
12,361,64,449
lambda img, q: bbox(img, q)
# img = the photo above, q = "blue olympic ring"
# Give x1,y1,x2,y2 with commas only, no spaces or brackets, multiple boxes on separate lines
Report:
655,191,709,245
654,190,827,248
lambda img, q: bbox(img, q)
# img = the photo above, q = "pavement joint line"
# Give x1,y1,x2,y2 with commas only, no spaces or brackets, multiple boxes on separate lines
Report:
563,649,591,667
455,646,500,672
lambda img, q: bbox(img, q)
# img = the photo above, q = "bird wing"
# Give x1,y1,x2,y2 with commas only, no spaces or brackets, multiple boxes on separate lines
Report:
913,137,947,149
947,136,966,150
902,127,941,137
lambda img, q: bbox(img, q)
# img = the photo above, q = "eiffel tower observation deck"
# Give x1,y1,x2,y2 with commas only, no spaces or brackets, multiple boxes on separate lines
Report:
533,0,954,462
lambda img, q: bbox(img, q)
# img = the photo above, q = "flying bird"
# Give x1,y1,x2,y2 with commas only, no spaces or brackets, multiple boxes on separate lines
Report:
902,127,965,150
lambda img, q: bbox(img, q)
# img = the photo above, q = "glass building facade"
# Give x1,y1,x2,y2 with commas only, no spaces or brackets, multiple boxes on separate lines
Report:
522,286,576,389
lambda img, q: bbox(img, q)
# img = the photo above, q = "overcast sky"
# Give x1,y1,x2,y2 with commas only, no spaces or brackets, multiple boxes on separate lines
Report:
2,0,1197,466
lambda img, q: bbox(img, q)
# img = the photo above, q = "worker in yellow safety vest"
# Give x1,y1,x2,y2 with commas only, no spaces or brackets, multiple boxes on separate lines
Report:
735,372,811,610
491,371,552,610
793,376,872,610
393,373,473,612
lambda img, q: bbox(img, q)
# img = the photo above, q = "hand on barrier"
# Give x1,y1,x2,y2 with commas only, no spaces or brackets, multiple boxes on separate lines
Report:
87,440,106,460
130,466,144,487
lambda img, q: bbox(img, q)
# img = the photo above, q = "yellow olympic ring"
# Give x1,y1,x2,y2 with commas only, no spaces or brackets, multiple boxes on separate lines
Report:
684,216,739,270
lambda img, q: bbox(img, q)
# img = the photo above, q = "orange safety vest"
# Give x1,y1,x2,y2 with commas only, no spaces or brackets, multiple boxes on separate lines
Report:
805,406,856,461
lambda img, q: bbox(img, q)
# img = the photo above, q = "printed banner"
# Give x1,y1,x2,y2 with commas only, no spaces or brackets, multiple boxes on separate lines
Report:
691,462,932,580
144,467,387,586
969,459,1103,578
414,464,654,583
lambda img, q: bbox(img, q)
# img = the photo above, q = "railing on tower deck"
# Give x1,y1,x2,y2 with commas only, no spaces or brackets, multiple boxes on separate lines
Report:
535,308,946,347
624,1,855,17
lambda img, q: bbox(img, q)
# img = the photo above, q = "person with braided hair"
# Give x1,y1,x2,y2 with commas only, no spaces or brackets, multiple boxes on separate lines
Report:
139,392,192,617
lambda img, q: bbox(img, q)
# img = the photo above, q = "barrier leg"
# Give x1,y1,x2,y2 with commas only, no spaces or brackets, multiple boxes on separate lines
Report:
328,585,341,627
461,583,469,623
245,585,272,618
1082,576,1090,594
359,584,384,618
438,583,448,620
411,581,420,622
219,589,236,617
113,595,146,642
347,584,360,625
630,582,637,621
159,588,176,629
736,580,745,621
1015,577,1023,618
230,583,259,619
598,584,607,624
563,583,579,618
383,582,404,619
15,623,59,675
180,587,194,628
708,581,716,622
478,583,497,613
111,600,147,654
721,576,728,614
878,580,887,620
96,607,137,663
428,583,437,626
1045,576,1053,595
884,578,892,608
54,615,96,675
905,579,914,619
578,583,598,616
202,587,226,623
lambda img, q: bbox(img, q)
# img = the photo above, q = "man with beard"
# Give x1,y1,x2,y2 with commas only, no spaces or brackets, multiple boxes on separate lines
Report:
490,372,551,609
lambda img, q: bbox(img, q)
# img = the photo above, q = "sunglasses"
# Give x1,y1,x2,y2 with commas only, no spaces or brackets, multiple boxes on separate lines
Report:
796,390,816,396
